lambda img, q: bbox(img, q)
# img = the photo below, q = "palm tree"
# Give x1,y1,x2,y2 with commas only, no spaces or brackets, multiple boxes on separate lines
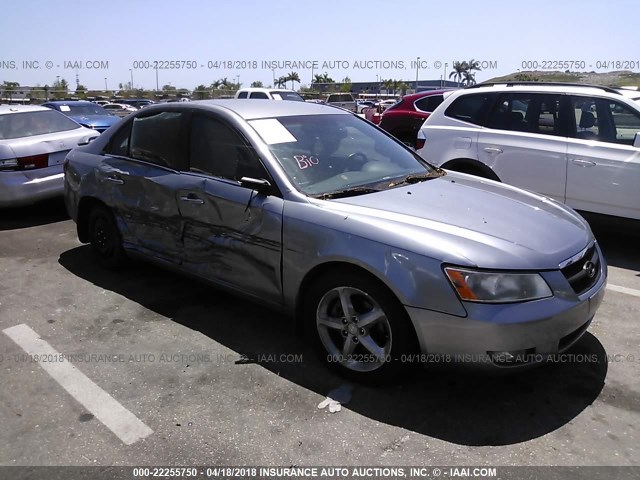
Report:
382,78,394,94
313,72,335,84
463,70,477,86
396,82,410,94
193,84,209,100
449,61,466,86
466,59,482,73
275,76,287,88
286,71,300,90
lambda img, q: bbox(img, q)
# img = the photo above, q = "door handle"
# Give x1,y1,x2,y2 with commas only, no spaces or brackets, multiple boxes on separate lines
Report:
572,158,596,167
483,147,503,154
104,176,124,185
180,195,204,205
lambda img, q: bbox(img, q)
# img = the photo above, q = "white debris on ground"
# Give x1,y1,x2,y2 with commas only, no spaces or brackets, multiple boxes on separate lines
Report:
317,384,354,414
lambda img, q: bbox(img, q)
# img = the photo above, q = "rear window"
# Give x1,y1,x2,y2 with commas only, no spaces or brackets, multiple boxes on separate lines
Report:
271,91,304,101
444,93,494,125
63,104,110,116
328,94,354,102
414,95,444,113
0,110,81,139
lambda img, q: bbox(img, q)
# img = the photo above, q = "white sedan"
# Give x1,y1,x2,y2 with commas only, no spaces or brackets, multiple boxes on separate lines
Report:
0,105,98,207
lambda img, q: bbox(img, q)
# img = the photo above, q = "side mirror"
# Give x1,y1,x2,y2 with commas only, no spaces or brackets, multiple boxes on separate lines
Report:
633,132,640,148
239,177,271,194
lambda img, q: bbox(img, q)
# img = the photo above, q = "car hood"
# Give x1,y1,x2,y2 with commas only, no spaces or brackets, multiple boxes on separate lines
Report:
317,172,592,270
68,114,119,127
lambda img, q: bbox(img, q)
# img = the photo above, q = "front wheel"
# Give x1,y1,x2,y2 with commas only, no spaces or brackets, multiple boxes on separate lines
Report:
304,271,417,383
88,205,126,269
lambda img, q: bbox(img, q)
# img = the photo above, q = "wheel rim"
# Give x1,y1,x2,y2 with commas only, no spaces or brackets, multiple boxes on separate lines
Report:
92,216,113,256
316,286,392,372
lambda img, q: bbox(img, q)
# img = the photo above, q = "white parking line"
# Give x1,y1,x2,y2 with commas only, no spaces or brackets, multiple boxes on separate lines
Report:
607,284,640,298
3,324,153,445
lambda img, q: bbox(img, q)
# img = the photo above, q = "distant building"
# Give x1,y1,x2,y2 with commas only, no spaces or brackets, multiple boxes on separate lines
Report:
0,86,37,103
311,79,460,95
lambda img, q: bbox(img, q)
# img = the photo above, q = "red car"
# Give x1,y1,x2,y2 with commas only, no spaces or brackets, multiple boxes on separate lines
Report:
379,89,455,148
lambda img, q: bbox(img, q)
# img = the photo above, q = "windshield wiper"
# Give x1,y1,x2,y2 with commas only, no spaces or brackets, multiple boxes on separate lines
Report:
387,171,443,188
315,186,381,200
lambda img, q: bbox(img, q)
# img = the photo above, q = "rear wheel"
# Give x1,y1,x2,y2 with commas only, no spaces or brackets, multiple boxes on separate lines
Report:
304,270,417,383
88,205,126,269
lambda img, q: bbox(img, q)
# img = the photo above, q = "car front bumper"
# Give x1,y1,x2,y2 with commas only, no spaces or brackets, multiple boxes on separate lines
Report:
405,259,607,368
0,165,65,208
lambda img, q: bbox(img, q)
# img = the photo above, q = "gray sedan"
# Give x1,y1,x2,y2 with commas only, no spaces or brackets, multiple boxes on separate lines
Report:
64,100,606,382
0,105,99,207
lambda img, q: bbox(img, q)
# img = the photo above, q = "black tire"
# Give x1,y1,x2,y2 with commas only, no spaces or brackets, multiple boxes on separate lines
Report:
88,205,126,269
303,270,418,383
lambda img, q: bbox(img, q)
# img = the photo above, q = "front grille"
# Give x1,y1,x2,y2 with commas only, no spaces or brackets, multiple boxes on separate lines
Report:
561,244,600,295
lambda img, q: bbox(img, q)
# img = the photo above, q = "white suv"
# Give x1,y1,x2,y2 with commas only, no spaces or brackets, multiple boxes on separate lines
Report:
416,82,640,220
235,88,304,101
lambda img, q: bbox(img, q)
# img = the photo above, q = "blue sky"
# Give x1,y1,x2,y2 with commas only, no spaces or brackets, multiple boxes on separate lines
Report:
1,0,638,90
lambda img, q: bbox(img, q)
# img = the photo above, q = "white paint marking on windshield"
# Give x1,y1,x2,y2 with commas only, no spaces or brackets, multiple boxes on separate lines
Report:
249,118,296,145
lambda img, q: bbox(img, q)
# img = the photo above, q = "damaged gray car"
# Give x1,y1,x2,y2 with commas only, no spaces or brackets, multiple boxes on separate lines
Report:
64,100,606,382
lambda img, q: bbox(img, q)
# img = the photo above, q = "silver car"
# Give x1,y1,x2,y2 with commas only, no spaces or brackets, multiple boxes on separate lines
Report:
0,105,99,207
64,100,607,382
102,103,138,117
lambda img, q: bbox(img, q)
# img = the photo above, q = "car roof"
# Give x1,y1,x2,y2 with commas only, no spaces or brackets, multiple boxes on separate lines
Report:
149,99,352,119
460,83,626,97
617,88,640,99
0,105,50,115
238,87,298,93
43,100,94,106
401,89,457,102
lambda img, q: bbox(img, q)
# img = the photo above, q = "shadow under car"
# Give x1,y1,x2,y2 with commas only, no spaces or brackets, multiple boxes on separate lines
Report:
58,245,608,446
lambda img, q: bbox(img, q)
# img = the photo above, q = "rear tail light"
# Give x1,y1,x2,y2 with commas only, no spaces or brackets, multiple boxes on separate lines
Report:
18,154,49,170
416,131,426,150
0,154,49,171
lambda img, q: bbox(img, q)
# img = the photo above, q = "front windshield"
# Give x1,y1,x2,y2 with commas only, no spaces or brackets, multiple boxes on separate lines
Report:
249,114,439,196
66,104,110,116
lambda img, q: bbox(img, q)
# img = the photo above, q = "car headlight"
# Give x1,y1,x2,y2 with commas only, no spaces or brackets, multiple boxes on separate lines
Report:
444,267,552,303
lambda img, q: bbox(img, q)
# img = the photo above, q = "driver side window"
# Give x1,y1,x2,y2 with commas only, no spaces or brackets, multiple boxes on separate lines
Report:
189,115,267,181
